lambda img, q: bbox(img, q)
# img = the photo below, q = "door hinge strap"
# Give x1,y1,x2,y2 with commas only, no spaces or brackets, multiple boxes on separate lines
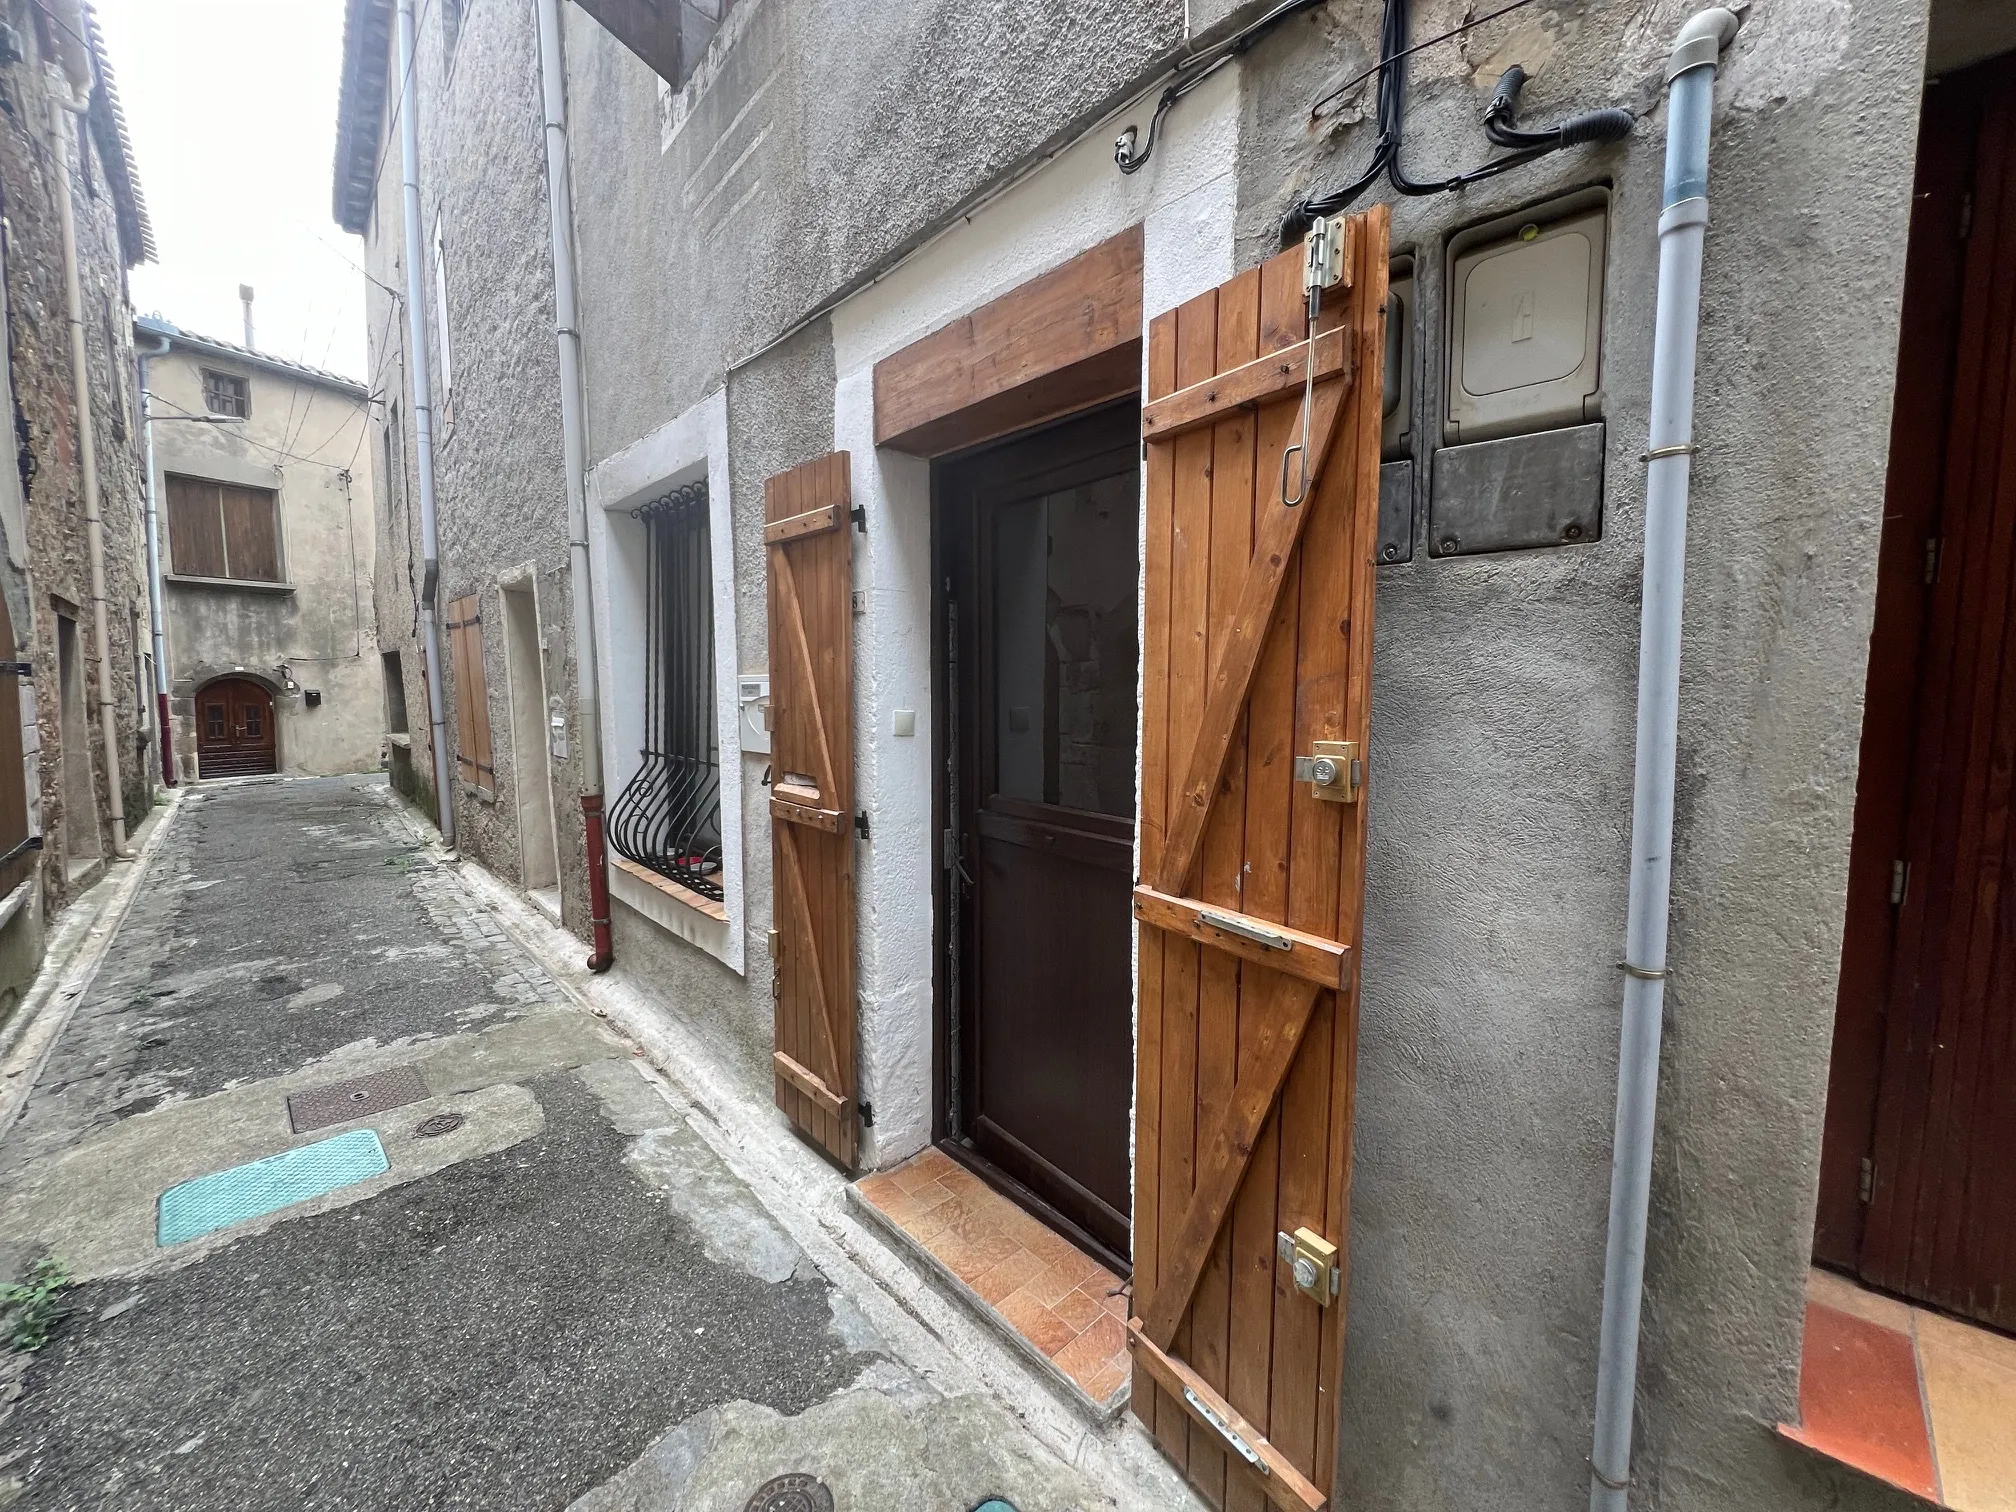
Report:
854,811,870,841
1185,1386,1267,1473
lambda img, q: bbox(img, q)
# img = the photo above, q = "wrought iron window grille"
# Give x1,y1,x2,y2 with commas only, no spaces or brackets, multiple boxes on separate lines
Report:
608,480,724,901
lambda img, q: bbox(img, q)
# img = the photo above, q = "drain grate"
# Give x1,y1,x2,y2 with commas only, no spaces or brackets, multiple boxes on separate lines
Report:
287,1067,430,1133
413,1111,464,1138
743,1475,834,1512
157,1129,390,1245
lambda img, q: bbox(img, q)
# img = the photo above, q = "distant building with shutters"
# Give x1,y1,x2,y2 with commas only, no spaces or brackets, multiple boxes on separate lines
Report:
134,319,380,783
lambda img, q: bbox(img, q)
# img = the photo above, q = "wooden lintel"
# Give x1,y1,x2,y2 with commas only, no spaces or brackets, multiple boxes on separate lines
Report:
1133,885,1350,989
763,502,844,545
771,796,843,833
1140,326,1351,443
1127,1319,1327,1512
773,1050,848,1117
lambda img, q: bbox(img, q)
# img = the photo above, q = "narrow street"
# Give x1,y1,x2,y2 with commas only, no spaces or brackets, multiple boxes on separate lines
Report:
0,777,1162,1512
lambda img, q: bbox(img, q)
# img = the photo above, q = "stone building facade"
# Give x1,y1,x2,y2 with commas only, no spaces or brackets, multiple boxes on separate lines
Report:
135,320,379,783
334,0,2016,1509
0,0,151,1025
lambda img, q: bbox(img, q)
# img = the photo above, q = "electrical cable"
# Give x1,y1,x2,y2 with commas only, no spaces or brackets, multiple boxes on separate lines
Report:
1286,0,1633,240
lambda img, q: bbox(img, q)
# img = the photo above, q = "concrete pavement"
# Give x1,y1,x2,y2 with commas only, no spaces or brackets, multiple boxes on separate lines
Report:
0,775,1182,1512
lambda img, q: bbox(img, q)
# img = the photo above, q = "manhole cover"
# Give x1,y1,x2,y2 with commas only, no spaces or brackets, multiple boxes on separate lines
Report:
413,1111,464,1138
743,1474,834,1512
286,1067,430,1133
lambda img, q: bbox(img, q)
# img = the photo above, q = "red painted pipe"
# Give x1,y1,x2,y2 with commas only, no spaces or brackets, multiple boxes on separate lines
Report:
582,791,613,972
157,691,176,786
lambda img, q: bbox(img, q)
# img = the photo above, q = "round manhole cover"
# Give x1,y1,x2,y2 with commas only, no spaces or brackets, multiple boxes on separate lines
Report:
743,1474,834,1512
413,1112,465,1138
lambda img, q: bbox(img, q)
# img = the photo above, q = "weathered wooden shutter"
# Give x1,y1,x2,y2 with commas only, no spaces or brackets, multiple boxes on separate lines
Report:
166,475,227,579
446,594,495,794
764,452,858,1168
220,484,280,583
1130,206,1388,1512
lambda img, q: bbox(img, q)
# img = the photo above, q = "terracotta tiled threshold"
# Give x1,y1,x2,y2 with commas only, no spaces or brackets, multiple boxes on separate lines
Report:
853,1147,1130,1415
1780,1268,2016,1510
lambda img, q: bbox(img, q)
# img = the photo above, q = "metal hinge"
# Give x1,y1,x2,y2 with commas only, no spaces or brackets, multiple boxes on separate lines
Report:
1860,1156,1874,1204
855,811,870,841
0,661,31,676
1891,860,1909,907
1924,536,1941,586
850,504,866,533
858,1100,875,1127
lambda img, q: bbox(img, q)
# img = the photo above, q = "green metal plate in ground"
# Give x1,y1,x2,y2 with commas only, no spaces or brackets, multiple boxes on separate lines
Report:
156,1129,390,1246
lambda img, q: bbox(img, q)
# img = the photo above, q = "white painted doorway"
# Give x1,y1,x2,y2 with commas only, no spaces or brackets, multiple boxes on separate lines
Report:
500,575,561,918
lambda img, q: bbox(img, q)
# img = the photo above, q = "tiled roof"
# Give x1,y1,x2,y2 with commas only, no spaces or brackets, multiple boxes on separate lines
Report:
135,316,369,397
85,2,154,265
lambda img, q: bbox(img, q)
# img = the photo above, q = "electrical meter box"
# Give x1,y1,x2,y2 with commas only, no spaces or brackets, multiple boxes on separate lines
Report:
1383,257,1415,461
1444,204,1606,444
739,674,770,755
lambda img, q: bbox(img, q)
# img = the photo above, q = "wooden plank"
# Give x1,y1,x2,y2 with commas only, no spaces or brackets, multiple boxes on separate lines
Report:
1140,970,1323,1347
166,476,227,578
762,502,844,545
769,544,841,803
221,484,280,582
1133,885,1350,990
771,795,844,832
1153,372,1351,899
773,1049,849,1117
1127,1320,1327,1512
1141,326,1350,443
874,226,1143,455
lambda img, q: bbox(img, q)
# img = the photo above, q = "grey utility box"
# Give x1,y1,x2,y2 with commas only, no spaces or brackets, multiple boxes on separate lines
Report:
1383,257,1415,461
1378,462,1413,563
1444,206,1606,445
1429,422,1604,557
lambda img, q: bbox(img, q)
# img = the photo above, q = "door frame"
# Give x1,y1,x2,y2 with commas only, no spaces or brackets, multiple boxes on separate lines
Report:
498,570,563,900
192,673,280,779
930,400,1142,1271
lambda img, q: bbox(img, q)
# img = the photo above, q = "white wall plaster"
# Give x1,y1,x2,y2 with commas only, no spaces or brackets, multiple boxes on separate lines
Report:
828,63,1243,1168
586,386,748,974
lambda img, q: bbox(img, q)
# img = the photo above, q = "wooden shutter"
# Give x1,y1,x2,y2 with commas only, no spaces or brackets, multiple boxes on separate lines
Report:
166,476,227,578
220,484,281,582
446,594,495,794
1130,206,1388,1512
764,452,858,1168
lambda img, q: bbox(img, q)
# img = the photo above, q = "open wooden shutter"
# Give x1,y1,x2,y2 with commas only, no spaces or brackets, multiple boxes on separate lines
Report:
1130,206,1388,1512
764,452,859,1168
446,594,495,794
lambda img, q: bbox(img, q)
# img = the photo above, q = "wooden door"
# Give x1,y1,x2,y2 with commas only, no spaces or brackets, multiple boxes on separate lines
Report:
1130,206,1386,1512
195,677,277,778
765,451,859,1168
940,403,1140,1262
1846,60,2016,1331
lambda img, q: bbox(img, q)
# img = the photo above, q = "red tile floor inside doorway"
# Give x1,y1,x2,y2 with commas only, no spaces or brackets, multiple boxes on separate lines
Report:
1782,1268,2016,1509
856,1147,1131,1407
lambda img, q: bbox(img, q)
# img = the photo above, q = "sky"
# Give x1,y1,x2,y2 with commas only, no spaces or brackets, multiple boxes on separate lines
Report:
95,0,371,383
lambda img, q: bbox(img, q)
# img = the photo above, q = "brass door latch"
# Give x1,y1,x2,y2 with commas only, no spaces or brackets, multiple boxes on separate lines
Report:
1293,741,1362,803
1277,1227,1340,1306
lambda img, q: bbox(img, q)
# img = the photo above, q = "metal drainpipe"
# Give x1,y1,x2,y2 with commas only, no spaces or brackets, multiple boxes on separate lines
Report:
395,0,456,846
533,0,613,971
1587,11,1740,1511
51,83,131,858
134,331,174,786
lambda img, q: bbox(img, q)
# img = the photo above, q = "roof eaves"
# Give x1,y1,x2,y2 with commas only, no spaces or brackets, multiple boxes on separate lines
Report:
137,318,370,399
84,3,154,266
332,0,395,236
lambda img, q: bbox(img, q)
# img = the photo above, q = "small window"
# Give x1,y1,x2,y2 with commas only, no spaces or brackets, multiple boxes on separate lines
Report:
202,370,249,419
607,482,723,899
166,475,282,582
382,651,409,733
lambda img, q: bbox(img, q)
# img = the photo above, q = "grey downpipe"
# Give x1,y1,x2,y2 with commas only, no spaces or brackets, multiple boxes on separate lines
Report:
395,0,456,845
51,83,130,857
533,0,613,971
134,332,174,786
1587,11,1739,1511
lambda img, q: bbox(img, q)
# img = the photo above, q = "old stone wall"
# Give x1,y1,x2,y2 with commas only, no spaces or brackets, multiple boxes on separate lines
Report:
0,2,150,927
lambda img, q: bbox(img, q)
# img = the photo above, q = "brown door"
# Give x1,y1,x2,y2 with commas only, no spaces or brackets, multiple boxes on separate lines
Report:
195,677,277,778
1820,57,2016,1332
938,402,1140,1264
764,451,860,1169
1128,208,1386,1512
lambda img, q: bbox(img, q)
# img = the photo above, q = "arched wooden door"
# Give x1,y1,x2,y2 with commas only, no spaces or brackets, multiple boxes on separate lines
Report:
195,678,277,778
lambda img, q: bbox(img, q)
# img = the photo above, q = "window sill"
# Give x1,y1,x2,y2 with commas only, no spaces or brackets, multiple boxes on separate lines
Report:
1781,1268,2016,1510
166,574,295,595
386,733,411,749
609,854,728,922
457,779,497,805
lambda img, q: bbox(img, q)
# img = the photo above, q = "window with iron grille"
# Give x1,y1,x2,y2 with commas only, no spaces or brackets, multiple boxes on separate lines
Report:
607,481,723,900
202,369,248,419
